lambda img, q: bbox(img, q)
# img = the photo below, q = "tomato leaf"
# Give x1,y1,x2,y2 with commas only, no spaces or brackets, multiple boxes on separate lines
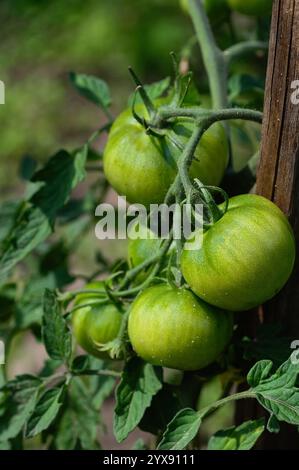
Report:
113,358,162,442
127,77,170,106
19,155,37,181
0,146,88,284
42,289,72,363
207,418,265,450
70,72,111,111
15,275,58,329
55,378,101,450
139,385,183,435
248,358,299,425
267,414,280,434
26,385,66,438
53,408,77,450
157,409,202,450
0,201,21,243
247,359,274,387
91,375,116,410
0,375,41,441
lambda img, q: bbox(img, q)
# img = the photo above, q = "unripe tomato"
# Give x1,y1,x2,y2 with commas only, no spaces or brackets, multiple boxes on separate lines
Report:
181,195,295,311
227,0,273,16
72,282,122,359
128,284,233,371
103,103,228,206
128,223,163,269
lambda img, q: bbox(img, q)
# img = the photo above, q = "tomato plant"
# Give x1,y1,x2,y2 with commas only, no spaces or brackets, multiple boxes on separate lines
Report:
128,284,233,370
0,0,298,455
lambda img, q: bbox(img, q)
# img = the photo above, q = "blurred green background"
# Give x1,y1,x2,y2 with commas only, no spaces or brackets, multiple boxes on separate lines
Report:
0,0,194,196
0,0,267,197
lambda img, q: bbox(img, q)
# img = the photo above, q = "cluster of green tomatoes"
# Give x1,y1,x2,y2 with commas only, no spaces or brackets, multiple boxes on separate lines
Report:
72,77,295,372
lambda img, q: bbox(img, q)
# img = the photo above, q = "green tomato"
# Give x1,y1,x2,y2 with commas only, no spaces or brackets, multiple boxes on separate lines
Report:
128,222,175,283
227,0,273,16
128,222,163,269
181,194,295,311
72,282,122,359
180,0,229,21
103,103,228,206
128,284,233,371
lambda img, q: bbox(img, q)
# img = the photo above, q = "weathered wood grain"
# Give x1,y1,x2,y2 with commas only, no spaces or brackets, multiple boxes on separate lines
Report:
257,0,299,332
237,0,299,449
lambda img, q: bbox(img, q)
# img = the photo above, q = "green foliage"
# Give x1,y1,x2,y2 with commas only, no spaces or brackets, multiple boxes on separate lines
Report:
0,146,88,284
69,73,111,113
248,359,299,425
114,358,163,442
157,357,299,450
207,419,265,450
0,0,295,453
26,385,66,438
42,290,72,363
0,375,41,442
157,409,202,450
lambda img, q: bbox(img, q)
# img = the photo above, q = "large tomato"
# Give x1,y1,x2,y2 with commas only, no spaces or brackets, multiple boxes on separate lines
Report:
181,194,295,311
72,282,122,359
103,103,228,206
227,0,273,16
128,284,233,371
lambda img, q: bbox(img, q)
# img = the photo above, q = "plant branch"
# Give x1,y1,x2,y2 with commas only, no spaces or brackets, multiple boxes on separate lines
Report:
113,235,173,297
224,41,268,65
74,369,121,378
188,0,227,109
157,106,263,123
199,390,257,419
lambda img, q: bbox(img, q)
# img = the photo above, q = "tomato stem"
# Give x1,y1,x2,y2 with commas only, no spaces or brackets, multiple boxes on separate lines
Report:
188,0,227,110
199,390,257,419
224,40,268,65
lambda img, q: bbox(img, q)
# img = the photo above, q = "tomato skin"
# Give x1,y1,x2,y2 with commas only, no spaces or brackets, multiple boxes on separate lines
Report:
227,0,272,16
103,104,228,206
128,223,163,269
181,194,296,311
128,284,233,371
72,282,122,359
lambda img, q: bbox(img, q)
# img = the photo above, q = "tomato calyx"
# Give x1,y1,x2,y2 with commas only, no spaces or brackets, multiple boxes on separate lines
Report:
128,60,195,137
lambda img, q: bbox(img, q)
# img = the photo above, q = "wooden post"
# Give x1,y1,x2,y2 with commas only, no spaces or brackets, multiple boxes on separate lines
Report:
257,0,299,332
237,0,299,449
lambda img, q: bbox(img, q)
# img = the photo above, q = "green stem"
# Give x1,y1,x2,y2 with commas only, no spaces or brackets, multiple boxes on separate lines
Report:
87,122,112,145
158,106,263,124
199,390,256,419
188,0,227,109
116,309,130,348
68,300,109,316
224,41,268,65
113,235,173,297
60,289,107,303
74,369,121,378
178,124,207,195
